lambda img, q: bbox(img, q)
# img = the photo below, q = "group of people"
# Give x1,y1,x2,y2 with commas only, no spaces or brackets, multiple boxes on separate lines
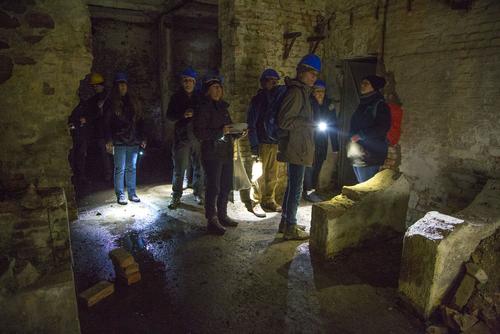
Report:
70,52,396,241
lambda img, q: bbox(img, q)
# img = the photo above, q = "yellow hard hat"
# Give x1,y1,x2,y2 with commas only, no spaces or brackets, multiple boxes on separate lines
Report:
89,72,104,85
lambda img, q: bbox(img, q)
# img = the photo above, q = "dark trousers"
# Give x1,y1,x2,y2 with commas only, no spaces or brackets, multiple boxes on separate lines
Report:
304,158,325,192
202,159,233,220
282,163,306,226
172,140,204,199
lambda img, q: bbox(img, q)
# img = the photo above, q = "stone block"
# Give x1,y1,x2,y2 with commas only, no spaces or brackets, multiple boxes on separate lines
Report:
117,271,141,286
116,262,140,278
465,262,488,284
109,248,134,268
79,281,114,307
310,169,409,259
399,180,500,319
453,274,477,309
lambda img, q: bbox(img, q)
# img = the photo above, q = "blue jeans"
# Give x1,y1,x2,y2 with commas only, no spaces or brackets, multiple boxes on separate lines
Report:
114,145,139,198
281,163,306,226
353,165,380,183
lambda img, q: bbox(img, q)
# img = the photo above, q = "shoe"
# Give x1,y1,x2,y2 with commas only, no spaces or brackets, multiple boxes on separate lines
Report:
261,202,282,212
194,195,204,205
218,215,238,227
278,220,307,233
207,217,226,235
168,197,181,210
129,194,140,203
283,224,310,240
117,195,128,205
244,201,266,218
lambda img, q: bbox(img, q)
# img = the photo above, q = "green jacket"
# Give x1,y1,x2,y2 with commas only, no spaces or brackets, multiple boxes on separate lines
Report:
277,78,315,166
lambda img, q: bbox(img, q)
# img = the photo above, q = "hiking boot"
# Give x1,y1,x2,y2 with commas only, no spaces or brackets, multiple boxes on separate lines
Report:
243,200,266,218
218,215,238,227
207,217,226,235
261,202,282,212
117,194,128,205
283,224,310,241
303,191,322,203
168,197,181,210
278,220,307,233
129,194,141,203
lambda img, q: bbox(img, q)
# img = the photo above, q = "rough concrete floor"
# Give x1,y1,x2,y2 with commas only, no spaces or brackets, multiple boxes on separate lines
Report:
71,184,424,334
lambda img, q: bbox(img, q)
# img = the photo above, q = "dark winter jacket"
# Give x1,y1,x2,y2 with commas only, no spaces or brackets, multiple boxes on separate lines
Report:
68,91,108,139
276,78,315,167
311,97,339,162
247,89,275,151
166,90,200,146
193,97,233,161
105,95,145,146
349,91,391,167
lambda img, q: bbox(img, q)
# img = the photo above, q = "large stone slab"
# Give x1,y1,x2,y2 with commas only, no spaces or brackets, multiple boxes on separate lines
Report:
399,180,500,319
310,169,410,259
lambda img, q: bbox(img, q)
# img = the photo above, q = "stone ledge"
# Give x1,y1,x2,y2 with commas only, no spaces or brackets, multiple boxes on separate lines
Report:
398,180,500,319
310,169,410,260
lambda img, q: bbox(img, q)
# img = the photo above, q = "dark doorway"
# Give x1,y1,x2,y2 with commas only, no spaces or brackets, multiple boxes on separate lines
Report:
338,57,377,187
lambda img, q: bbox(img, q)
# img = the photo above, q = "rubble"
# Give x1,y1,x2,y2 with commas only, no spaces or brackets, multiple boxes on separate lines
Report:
78,281,114,307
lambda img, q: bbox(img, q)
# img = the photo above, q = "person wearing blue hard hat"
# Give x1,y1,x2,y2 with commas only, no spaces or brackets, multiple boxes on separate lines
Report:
166,67,204,209
302,79,340,202
276,53,322,240
243,68,283,217
105,71,147,205
193,75,240,236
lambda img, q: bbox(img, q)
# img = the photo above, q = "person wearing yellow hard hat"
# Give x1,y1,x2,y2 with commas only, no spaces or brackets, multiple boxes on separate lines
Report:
68,72,112,186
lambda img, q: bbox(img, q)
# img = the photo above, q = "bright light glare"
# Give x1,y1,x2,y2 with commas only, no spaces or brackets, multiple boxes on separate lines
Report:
318,122,327,132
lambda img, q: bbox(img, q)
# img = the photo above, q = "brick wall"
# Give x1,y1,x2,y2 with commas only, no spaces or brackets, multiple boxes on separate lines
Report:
322,0,500,222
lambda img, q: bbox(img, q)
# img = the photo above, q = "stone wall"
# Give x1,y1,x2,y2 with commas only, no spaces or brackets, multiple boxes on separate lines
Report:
0,0,93,200
91,17,163,144
322,0,500,222
219,0,326,158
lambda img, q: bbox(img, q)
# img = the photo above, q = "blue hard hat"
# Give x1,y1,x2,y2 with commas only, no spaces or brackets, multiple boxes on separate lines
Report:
114,71,128,83
181,67,198,80
314,79,326,89
260,68,280,81
298,54,321,72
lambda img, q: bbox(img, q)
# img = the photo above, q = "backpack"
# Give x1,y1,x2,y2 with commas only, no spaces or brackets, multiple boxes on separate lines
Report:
263,85,289,142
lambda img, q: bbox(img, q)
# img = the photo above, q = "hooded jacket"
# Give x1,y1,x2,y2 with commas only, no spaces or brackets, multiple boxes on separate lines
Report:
193,97,233,161
349,91,391,166
276,78,315,167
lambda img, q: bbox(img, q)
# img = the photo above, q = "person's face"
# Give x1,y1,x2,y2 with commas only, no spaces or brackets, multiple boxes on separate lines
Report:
313,88,326,104
118,82,128,96
299,70,319,87
92,84,105,94
182,77,196,94
207,84,223,101
360,79,374,95
262,77,278,91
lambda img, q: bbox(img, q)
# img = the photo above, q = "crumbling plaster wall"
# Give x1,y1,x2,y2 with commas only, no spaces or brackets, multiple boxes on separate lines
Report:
322,0,500,221
0,0,93,199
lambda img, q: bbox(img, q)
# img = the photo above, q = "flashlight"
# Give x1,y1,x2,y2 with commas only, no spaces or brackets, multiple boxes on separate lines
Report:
139,148,145,156
318,121,328,132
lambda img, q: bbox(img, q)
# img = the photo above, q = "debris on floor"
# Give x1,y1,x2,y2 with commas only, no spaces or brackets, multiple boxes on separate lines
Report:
79,281,114,307
109,247,141,286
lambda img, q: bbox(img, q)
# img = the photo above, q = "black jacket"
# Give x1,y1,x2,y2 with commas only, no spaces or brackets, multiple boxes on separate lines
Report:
68,91,108,139
166,90,200,145
311,97,339,162
349,91,391,166
193,97,233,161
105,95,145,146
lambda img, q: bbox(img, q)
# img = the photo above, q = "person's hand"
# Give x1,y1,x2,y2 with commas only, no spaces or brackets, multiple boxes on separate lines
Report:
79,117,87,125
241,129,248,137
184,109,194,118
223,124,232,135
106,141,113,154
351,134,361,142
97,100,105,109
140,141,147,149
